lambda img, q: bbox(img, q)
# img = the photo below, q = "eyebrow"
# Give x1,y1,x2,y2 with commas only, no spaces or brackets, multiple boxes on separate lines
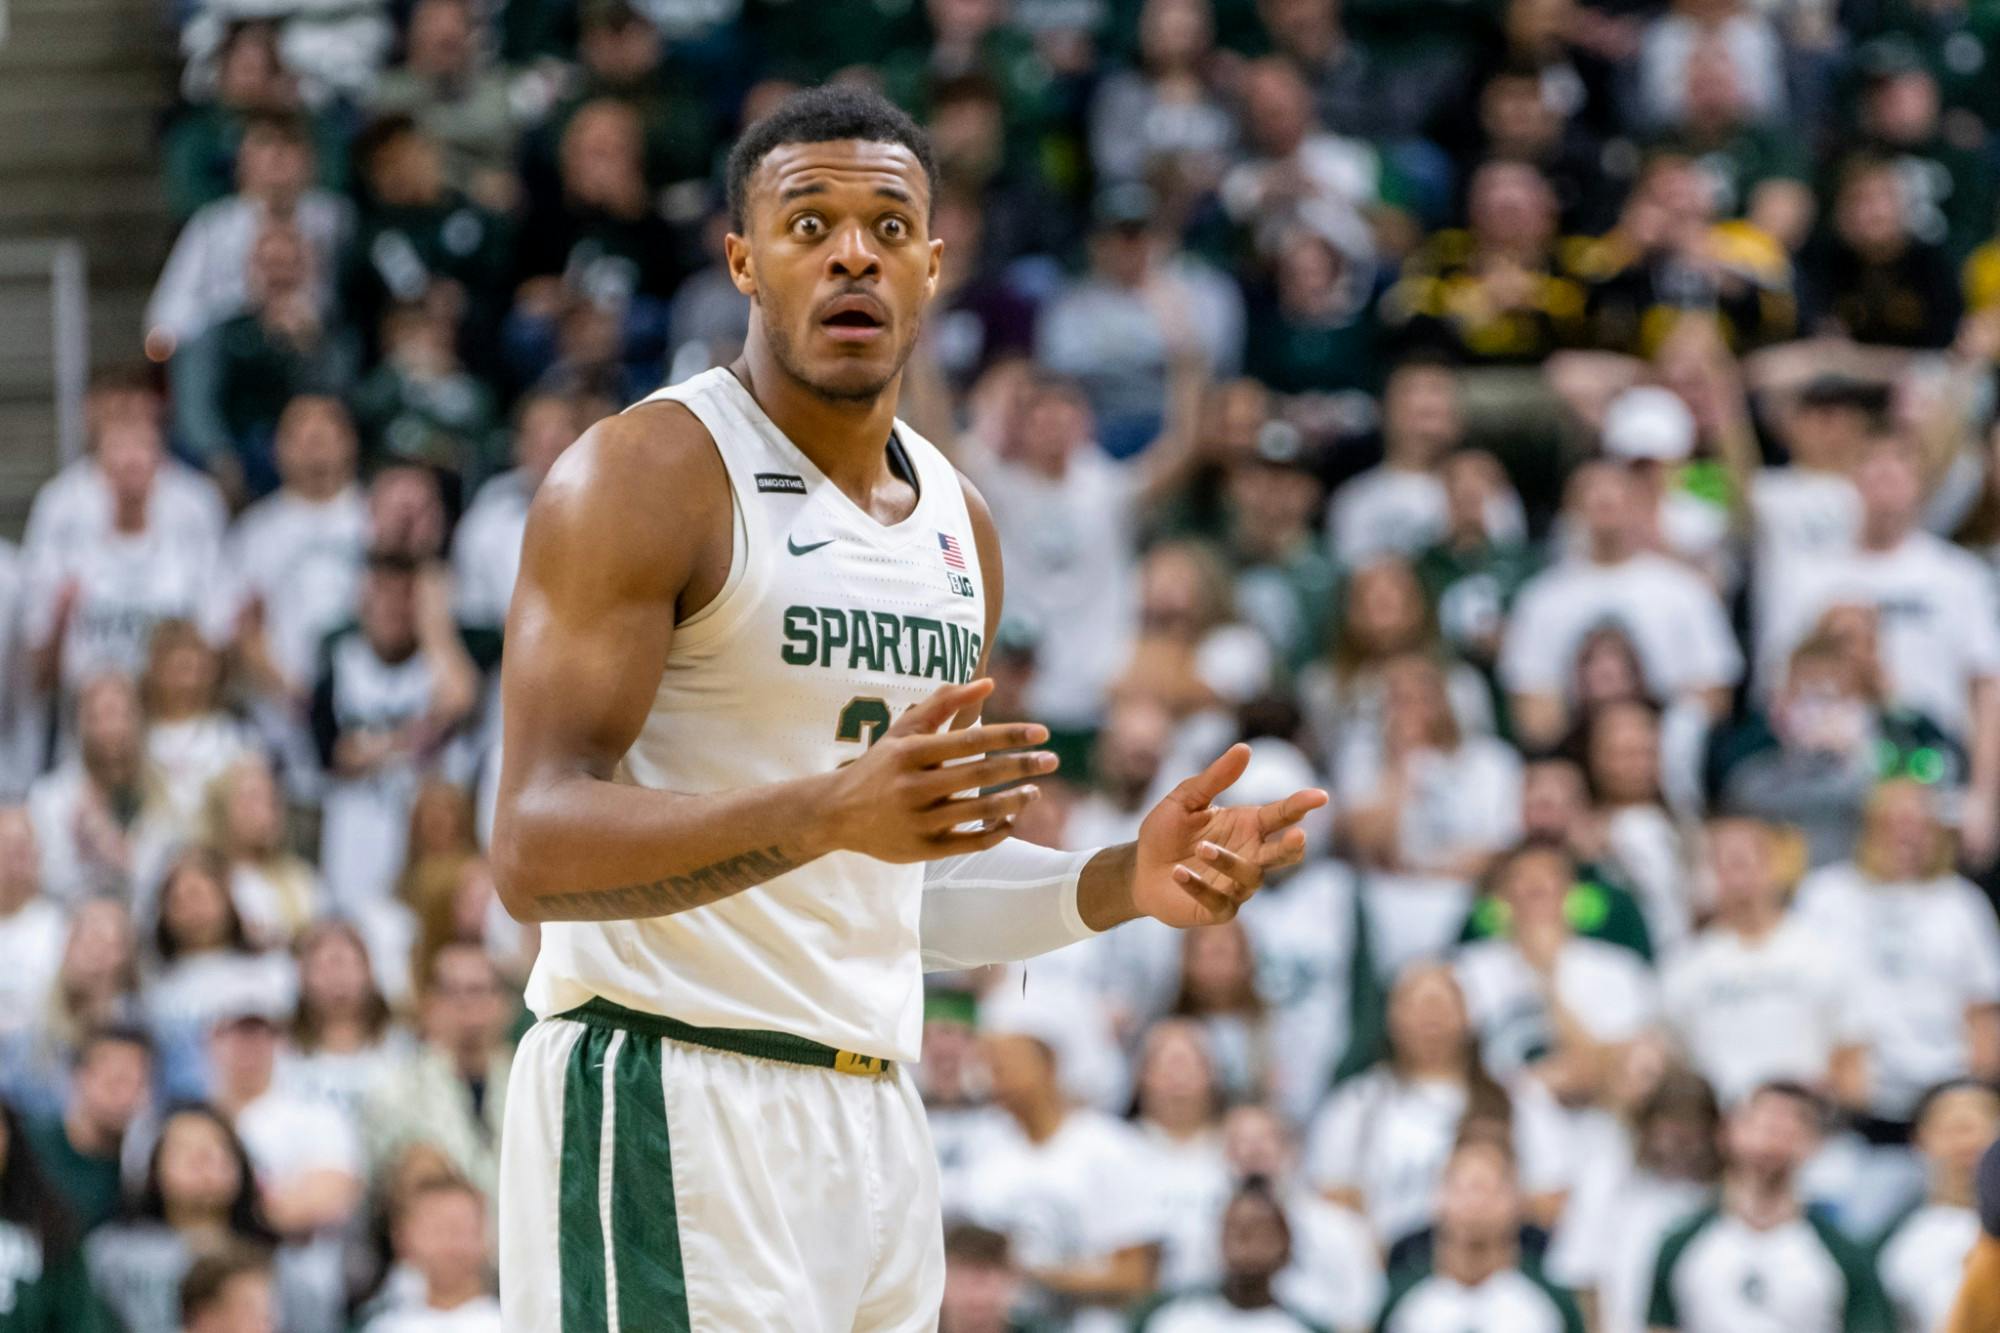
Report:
776,182,917,207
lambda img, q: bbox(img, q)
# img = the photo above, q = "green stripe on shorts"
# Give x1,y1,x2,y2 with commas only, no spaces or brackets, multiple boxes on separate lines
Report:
560,1025,610,1332
611,1033,690,1330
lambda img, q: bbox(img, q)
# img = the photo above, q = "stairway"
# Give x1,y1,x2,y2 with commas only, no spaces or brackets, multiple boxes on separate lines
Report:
0,0,178,537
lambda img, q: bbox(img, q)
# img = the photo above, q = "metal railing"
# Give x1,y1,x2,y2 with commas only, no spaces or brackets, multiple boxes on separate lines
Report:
0,237,90,465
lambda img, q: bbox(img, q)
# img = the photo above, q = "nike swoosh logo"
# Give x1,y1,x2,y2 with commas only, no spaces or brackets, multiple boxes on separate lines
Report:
787,536,837,556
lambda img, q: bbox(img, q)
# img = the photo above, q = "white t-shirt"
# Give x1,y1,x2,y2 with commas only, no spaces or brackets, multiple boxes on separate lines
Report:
147,712,255,838
0,899,66,1038
1274,1191,1386,1333
235,1085,364,1195
1794,863,2000,1118
1239,860,1363,1126
1130,1124,1234,1291
1381,1267,1575,1333
1650,1209,1872,1333
1749,468,1861,622
961,449,1140,728
1499,552,1742,703
143,951,298,1051
24,763,180,907
451,471,533,630
1334,736,1522,877
1603,804,1693,954
275,1030,414,1124
24,459,226,560
26,523,226,697
1141,1295,1321,1332
960,1108,1163,1331
1304,1067,1570,1245
1661,916,1867,1106
363,1298,504,1333
1878,1202,1976,1333
0,542,38,802
1454,936,1659,1078
1766,533,2000,737
1327,465,1525,567
226,485,370,689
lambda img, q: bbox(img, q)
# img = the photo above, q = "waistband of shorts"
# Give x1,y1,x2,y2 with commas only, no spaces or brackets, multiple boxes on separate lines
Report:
555,997,895,1077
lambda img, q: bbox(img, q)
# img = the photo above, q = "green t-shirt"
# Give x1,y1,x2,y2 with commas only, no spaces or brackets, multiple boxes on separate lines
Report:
21,1118,119,1233
0,1224,107,1333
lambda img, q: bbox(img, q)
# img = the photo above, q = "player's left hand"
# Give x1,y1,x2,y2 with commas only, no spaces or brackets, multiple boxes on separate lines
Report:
1131,743,1329,928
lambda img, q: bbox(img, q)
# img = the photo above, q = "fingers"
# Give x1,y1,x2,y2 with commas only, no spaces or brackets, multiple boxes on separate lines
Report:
1170,862,1241,920
1193,839,1263,895
1168,743,1252,813
898,720,1049,764
1255,786,1330,836
887,678,995,738
1255,825,1311,870
909,749,1059,800
920,785,1041,834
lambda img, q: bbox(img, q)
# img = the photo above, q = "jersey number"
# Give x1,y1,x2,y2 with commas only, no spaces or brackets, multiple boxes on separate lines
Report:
835,696,893,749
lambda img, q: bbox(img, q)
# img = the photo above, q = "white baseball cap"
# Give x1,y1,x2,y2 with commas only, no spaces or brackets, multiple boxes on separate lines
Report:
1602,386,1697,463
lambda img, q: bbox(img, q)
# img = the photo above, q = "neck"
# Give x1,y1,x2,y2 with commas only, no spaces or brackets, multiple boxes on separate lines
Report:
63,1108,116,1157
1860,521,1905,552
1011,1090,1068,1145
734,345,904,506
165,1205,229,1240
1400,1054,1465,1083
451,1042,487,1080
1219,1273,1275,1309
1721,899,1783,940
1588,534,1633,564
1934,1168,1976,1210
1437,1230,1516,1286
214,1078,266,1120
1383,439,1432,472
1725,1171,1800,1229
291,475,346,503
427,1273,485,1310
320,1015,368,1052
1147,1108,1208,1141
112,496,147,534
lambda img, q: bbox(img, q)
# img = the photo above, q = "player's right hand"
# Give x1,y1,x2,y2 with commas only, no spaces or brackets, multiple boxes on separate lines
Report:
814,678,1059,863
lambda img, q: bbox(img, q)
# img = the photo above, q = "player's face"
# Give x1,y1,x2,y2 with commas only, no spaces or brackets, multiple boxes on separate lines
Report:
730,139,942,403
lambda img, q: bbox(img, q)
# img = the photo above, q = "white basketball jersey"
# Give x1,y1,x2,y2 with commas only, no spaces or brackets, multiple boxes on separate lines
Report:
523,367,988,1062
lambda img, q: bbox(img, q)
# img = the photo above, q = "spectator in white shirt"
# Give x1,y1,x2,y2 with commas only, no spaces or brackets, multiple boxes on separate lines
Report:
208,755,322,945
1794,780,2000,1131
1597,386,1730,585
1339,653,1523,884
0,541,36,802
141,619,255,840
1135,1180,1323,1332
361,1177,501,1332
1328,357,1524,566
451,391,583,632
1306,962,1571,1245
965,999,1163,1330
1221,1104,1385,1332
1220,58,1384,267
274,920,408,1122
0,899,140,1120
27,417,225,704
1661,817,1868,1109
1876,1079,2000,1333
1577,700,1696,952
229,395,370,719
207,1003,364,1237
1502,460,1742,747
145,112,349,356
1130,1020,1234,1292
0,808,67,1041
1769,439,2000,865
1455,841,1659,1095
26,673,178,906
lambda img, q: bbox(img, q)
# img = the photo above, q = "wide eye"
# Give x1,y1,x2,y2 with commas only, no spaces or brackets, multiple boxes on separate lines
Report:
880,215,909,241
790,214,825,239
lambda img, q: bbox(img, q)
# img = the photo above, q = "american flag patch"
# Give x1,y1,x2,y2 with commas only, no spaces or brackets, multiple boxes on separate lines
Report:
938,532,967,570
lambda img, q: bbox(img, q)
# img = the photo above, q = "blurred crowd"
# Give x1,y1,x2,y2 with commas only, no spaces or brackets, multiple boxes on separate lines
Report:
7,0,2000,1327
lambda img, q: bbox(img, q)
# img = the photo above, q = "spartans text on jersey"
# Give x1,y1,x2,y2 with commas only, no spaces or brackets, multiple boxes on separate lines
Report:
780,605,982,683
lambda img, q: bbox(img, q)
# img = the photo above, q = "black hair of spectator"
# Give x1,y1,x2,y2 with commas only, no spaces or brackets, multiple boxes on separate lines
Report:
1796,374,1890,418
725,85,939,233
1237,692,1303,745
86,363,162,401
0,1101,82,1261
152,848,253,962
942,1220,1013,1267
179,1242,274,1324
1746,1078,1828,1127
365,547,423,576
929,72,1005,115
72,1022,154,1071
240,107,311,148
1224,1174,1293,1244
133,1104,278,1244
1912,1077,2000,1133
352,113,423,185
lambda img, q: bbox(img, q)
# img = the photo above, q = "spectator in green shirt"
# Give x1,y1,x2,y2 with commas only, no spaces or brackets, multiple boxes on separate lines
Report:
0,1103,108,1332
23,1027,152,1233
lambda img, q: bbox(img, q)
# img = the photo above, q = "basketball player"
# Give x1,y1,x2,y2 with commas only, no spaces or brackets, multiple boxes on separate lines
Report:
490,86,1328,1330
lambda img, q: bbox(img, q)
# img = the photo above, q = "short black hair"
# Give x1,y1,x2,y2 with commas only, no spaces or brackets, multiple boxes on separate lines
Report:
725,85,938,233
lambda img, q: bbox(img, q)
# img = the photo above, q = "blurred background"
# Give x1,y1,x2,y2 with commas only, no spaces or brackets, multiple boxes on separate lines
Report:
6,0,2000,1328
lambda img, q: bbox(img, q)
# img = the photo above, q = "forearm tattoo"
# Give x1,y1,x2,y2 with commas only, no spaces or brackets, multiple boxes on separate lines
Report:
536,845,799,921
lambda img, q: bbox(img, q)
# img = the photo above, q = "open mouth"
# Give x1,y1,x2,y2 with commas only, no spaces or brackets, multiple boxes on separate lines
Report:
819,296,887,341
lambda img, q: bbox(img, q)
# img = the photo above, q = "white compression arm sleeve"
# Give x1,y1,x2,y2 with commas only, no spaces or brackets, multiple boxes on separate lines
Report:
919,840,1103,972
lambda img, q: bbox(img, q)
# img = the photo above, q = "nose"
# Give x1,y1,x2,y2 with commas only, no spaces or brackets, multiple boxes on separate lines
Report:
825,220,882,280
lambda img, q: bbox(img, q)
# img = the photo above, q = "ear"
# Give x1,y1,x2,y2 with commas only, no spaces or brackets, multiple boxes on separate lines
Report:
924,235,943,302
724,231,756,299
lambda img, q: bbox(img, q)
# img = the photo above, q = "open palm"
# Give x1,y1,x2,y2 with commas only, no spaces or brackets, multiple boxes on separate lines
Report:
1132,744,1329,928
